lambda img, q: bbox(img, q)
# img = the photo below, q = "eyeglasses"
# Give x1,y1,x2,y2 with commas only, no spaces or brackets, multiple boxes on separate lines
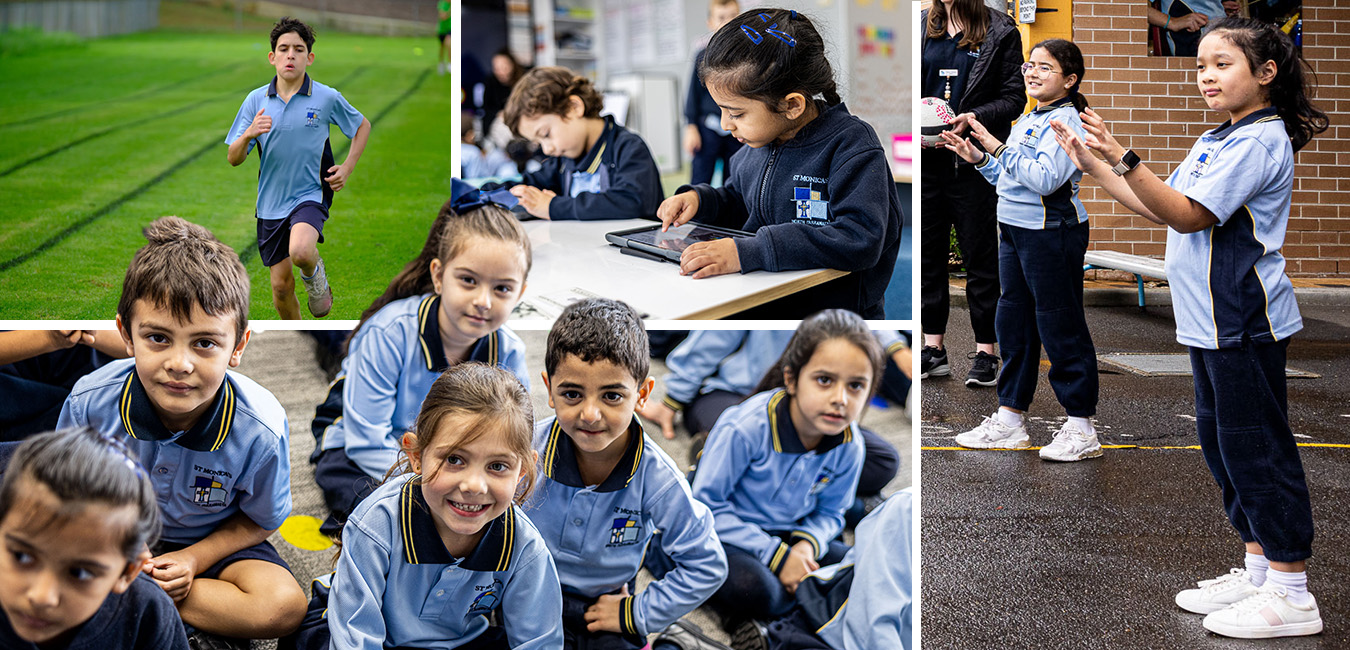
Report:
1021,62,1060,76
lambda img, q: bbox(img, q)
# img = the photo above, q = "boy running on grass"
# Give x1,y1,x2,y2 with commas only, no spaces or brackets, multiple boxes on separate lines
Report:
227,16,372,319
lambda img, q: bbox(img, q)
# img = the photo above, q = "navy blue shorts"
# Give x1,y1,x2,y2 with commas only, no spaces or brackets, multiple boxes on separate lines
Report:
152,539,290,580
258,201,328,268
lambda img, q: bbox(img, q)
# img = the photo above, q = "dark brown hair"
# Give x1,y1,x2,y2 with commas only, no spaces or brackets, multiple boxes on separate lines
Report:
544,298,649,385
0,428,161,562
390,363,537,503
700,8,841,110
1031,39,1090,113
271,16,315,51
502,66,605,135
118,216,249,344
1205,17,1329,152
754,309,885,398
924,0,989,52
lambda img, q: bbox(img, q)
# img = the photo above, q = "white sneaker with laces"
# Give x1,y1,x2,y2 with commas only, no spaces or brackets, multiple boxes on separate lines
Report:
303,259,334,318
954,415,1030,449
1038,421,1102,462
1175,568,1259,614
1202,586,1323,639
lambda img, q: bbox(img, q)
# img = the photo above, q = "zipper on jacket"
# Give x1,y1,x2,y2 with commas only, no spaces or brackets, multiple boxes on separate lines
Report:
757,145,781,223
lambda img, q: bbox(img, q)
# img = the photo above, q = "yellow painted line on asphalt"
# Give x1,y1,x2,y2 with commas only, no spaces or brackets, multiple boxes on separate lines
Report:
923,442,1350,451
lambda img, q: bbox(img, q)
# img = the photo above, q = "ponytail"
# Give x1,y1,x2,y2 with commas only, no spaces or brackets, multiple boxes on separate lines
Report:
1031,39,1090,113
1205,17,1328,152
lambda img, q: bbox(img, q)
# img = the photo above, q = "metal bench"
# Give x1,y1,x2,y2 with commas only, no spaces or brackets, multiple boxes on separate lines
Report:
1083,250,1167,309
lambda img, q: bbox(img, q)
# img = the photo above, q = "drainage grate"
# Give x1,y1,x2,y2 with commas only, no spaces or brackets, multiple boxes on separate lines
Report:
1098,353,1320,378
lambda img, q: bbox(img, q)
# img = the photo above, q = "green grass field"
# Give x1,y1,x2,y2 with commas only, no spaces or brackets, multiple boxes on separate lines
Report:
0,2,452,319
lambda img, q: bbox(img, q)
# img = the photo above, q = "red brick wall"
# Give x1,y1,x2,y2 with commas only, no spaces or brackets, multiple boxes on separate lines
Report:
1072,0,1350,275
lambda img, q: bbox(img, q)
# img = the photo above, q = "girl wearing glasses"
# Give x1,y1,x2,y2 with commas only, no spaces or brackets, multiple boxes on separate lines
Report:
939,39,1104,463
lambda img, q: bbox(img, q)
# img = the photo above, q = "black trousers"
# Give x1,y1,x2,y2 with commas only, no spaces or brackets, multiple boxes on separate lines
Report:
920,151,999,343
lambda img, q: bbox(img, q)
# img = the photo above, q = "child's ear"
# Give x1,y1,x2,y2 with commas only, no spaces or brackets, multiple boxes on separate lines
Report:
635,376,655,409
401,432,422,474
112,548,151,595
115,314,135,357
429,258,444,294
541,371,555,409
781,92,809,121
1257,59,1277,86
1063,74,1079,93
566,95,586,120
783,366,798,395
228,329,252,368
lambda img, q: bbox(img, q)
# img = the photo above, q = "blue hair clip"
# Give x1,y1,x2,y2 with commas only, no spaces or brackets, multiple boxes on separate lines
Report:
450,178,519,212
742,12,796,48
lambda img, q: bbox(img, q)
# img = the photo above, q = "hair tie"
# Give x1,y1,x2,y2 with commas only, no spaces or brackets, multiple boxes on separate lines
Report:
450,178,516,212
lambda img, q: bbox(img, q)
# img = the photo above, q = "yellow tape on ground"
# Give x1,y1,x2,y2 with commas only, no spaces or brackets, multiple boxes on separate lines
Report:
279,515,335,551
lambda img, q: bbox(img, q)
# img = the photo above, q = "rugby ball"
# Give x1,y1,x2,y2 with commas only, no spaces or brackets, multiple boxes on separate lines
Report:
920,97,957,147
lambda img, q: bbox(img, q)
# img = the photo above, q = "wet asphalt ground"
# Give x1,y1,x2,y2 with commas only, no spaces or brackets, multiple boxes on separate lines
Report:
920,302,1350,649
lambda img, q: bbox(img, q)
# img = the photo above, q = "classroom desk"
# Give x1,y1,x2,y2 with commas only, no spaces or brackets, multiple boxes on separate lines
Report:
512,218,848,321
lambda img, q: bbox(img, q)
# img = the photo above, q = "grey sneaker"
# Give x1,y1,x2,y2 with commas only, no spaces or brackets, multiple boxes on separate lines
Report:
965,351,999,387
303,258,333,318
728,620,768,650
920,346,950,379
654,620,734,650
1176,568,1260,614
954,414,1030,449
1202,586,1323,639
1038,421,1103,462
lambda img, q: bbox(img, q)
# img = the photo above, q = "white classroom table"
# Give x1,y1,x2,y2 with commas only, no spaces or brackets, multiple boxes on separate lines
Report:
512,218,847,321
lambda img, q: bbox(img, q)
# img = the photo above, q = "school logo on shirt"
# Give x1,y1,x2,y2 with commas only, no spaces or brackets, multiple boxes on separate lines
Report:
191,475,228,507
305,107,322,127
791,178,830,225
608,517,641,547
809,468,835,496
1020,126,1039,147
466,579,503,618
1190,152,1211,179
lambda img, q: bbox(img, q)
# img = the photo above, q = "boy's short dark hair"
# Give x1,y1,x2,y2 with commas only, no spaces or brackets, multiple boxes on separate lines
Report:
545,298,649,384
118,217,250,344
271,16,315,51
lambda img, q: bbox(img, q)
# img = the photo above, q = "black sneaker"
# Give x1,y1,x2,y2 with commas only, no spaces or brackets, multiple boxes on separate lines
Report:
919,346,950,379
187,628,250,650
729,620,769,650
965,351,1000,387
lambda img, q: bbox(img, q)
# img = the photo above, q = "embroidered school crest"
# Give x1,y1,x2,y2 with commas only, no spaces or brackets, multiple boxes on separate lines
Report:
1190,152,1211,179
466,579,503,618
792,183,830,224
191,475,227,507
1020,126,1039,147
608,517,641,547
809,468,834,496
305,107,321,127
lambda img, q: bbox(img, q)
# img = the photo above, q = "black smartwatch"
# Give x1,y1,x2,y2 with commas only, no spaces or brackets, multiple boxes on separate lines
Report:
1112,149,1141,176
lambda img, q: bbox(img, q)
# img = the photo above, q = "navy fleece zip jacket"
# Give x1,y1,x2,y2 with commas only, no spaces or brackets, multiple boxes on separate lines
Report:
483,115,663,220
680,102,902,314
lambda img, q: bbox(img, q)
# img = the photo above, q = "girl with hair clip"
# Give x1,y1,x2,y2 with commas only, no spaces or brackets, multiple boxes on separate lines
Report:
918,0,1025,386
657,9,902,319
0,427,187,649
289,364,563,650
941,39,1104,463
688,310,882,644
309,179,532,537
1052,16,1329,639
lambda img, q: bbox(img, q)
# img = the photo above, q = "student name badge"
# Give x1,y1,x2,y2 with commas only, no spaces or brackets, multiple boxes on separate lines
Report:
569,167,610,197
792,185,830,224
940,69,958,101
939,69,959,78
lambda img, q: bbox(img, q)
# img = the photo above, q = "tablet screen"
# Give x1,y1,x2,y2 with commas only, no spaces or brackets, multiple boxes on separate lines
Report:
624,224,745,254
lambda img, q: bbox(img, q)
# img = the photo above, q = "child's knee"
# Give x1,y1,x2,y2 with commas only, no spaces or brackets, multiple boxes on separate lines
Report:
289,245,318,268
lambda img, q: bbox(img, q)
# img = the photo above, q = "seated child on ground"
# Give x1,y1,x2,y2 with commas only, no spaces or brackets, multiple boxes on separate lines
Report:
482,66,664,220
56,217,306,643
310,180,532,536
527,298,726,648
0,427,188,650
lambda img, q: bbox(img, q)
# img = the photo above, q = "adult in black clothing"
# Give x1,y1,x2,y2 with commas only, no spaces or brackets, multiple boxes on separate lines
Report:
478,49,526,149
919,0,1024,388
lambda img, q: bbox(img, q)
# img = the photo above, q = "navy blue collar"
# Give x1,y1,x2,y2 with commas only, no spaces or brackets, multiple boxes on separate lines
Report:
574,115,617,169
1210,106,1281,140
767,389,851,455
416,295,501,372
266,73,313,97
397,477,516,570
117,369,236,452
541,417,645,492
1032,95,1075,114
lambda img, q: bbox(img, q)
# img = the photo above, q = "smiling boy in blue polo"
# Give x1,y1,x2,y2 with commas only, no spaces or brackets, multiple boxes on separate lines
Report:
227,17,372,320
56,217,307,645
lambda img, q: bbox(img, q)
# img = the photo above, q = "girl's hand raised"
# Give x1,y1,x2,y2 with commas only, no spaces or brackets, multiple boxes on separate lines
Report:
937,130,984,164
1078,107,1128,165
965,117,1004,153
1050,119,1101,174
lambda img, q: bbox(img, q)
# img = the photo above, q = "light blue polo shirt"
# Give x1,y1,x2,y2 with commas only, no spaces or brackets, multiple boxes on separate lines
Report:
525,416,725,637
56,358,292,544
1163,107,1301,349
691,389,864,571
226,74,365,220
811,488,913,650
318,294,531,480
975,98,1088,230
328,475,563,650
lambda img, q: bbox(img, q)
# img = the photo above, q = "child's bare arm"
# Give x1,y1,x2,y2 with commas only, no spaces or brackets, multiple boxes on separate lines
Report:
147,512,273,600
326,116,373,192
227,109,271,166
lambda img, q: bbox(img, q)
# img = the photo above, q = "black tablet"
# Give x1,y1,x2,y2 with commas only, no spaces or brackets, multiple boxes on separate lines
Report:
605,223,753,262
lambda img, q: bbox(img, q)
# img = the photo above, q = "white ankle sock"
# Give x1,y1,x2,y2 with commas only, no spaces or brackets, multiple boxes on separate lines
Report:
995,408,1023,428
1244,552,1270,586
1067,416,1095,435
1265,568,1311,605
